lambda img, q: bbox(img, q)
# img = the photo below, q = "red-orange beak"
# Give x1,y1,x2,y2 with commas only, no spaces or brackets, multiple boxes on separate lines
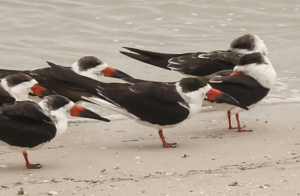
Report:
205,88,222,101
102,67,132,79
30,85,49,96
230,71,244,76
205,88,248,110
70,105,110,122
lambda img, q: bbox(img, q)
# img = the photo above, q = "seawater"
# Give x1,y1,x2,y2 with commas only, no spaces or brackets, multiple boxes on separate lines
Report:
0,0,299,119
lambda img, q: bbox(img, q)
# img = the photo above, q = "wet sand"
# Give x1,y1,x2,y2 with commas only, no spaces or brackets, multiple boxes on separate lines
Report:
0,103,299,195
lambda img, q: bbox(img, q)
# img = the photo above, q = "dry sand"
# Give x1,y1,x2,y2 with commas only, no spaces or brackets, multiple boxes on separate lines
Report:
0,103,299,196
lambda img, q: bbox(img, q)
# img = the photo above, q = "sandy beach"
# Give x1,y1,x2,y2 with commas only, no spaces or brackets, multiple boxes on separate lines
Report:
0,0,299,195
0,103,299,196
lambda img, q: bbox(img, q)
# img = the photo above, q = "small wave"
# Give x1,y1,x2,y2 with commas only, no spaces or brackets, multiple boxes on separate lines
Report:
262,97,300,104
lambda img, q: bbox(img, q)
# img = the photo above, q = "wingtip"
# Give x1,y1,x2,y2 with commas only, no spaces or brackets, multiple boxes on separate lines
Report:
119,51,128,55
122,46,134,51
46,61,56,66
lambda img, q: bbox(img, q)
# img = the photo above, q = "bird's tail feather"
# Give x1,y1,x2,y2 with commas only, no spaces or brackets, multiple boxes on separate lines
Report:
0,69,22,78
81,96,135,119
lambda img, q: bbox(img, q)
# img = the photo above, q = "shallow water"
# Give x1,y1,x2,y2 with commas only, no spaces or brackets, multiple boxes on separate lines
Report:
0,0,299,112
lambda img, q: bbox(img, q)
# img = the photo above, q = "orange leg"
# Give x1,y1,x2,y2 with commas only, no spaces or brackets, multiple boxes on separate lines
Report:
227,111,234,129
23,152,42,169
228,111,238,129
235,113,252,132
158,129,177,148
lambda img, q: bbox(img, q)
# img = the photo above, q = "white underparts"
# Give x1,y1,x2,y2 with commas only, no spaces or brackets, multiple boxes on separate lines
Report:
234,60,277,89
38,100,74,136
175,82,211,118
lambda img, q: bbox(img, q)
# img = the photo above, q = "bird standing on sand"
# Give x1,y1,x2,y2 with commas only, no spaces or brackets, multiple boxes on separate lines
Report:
0,95,110,169
206,52,277,132
48,62,248,148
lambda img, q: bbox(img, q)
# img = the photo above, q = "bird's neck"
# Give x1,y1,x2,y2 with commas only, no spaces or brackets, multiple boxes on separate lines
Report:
0,79,29,101
38,101,68,136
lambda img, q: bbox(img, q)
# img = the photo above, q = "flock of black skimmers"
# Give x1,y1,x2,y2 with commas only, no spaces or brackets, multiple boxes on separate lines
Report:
0,34,277,169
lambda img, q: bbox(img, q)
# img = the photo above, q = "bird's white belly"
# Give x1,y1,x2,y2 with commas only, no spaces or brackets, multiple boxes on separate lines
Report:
0,140,48,152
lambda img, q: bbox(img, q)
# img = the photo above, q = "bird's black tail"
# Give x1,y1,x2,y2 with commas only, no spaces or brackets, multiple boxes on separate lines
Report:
0,69,24,78
120,47,180,70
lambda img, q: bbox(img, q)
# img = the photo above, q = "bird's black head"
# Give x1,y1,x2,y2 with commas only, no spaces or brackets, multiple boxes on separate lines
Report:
237,52,266,66
230,34,255,51
41,95,110,122
77,56,103,71
179,78,208,93
4,73,34,87
43,95,71,111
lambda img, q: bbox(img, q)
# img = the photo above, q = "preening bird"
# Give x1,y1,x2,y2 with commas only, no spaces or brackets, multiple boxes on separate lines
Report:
120,34,267,77
205,52,277,132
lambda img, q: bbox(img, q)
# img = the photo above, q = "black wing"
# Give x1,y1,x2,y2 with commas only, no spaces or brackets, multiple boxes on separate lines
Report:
167,51,238,76
49,62,190,126
209,74,270,106
0,101,56,148
129,82,184,104
2,101,52,122
0,86,15,106
121,47,238,77
120,47,179,70
197,50,241,65
0,114,56,148
0,69,29,79
31,64,94,102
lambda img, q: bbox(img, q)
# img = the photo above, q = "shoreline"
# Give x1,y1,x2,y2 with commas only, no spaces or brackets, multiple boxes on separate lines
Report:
0,103,299,195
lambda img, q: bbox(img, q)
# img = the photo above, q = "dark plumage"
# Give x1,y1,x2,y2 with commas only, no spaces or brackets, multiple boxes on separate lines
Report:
120,34,267,77
48,62,248,148
0,56,132,102
0,101,56,148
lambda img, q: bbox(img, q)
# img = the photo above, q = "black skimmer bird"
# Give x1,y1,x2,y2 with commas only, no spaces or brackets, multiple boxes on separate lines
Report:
205,52,277,132
0,56,132,102
0,73,48,106
120,34,268,77
0,95,109,169
48,63,248,148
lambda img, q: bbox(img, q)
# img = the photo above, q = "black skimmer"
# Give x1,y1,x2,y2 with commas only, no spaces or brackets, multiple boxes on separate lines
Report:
0,73,48,106
0,95,109,169
0,56,132,102
206,52,277,132
48,63,248,148
120,34,268,77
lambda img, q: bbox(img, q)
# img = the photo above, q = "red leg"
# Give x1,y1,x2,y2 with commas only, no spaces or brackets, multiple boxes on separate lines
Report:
228,111,238,129
158,129,177,148
235,113,252,132
23,152,42,169
228,111,233,129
